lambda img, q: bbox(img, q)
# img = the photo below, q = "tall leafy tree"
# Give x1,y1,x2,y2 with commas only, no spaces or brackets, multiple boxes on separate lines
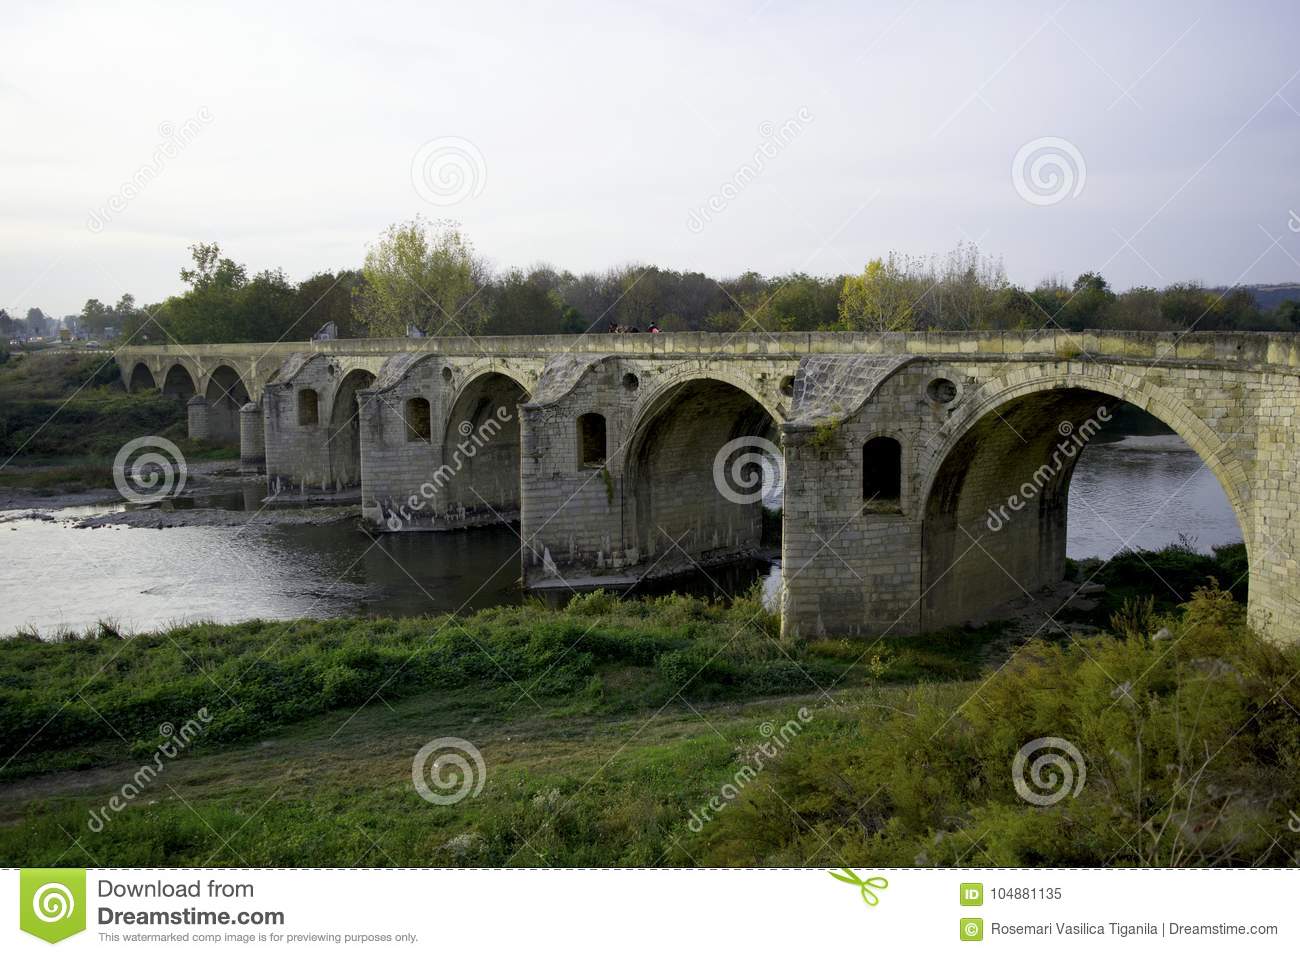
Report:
837,257,915,332
357,218,485,336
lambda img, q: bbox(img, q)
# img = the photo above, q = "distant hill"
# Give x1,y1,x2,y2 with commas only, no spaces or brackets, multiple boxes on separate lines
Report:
1209,283,1300,311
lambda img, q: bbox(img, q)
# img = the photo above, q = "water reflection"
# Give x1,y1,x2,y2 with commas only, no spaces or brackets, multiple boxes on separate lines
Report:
1067,433,1241,560
0,430,1241,636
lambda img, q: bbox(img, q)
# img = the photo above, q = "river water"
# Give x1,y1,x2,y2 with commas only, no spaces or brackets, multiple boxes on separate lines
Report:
0,433,1241,636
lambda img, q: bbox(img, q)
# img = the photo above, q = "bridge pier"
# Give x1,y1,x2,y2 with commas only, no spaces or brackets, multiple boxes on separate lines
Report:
358,356,528,531
261,354,379,496
239,401,265,473
519,355,789,591
186,395,209,441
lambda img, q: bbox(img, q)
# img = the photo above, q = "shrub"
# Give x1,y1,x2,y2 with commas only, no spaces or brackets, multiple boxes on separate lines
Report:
689,585,1300,866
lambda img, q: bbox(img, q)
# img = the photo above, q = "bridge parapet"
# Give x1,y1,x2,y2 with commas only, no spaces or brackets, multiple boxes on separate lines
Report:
117,330,1300,368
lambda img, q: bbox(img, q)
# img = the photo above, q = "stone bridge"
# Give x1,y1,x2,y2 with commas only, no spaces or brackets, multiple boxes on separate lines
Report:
116,331,1300,644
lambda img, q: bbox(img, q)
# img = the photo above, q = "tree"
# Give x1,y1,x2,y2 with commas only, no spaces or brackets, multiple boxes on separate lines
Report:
234,269,298,340
486,268,566,335
767,273,841,331
558,269,624,331
1058,272,1115,331
357,218,485,336
80,299,113,335
1160,282,1213,329
836,256,914,332
180,242,246,291
1213,287,1261,331
1276,299,1300,330
294,270,368,339
1104,287,1173,331
987,285,1041,328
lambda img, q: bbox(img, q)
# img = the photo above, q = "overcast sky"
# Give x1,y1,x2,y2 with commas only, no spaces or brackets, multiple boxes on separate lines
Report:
3,0,1299,317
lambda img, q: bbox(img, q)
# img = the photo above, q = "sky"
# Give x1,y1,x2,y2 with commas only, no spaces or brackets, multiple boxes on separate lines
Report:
3,0,1299,317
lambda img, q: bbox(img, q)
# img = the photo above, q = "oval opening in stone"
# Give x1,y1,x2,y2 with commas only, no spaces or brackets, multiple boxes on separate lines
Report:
927,377,958,404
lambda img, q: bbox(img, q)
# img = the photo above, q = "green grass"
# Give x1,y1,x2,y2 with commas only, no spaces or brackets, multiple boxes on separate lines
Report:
0,352,236,488
0,588,995,780
0,683,875,867
1067,540,1248,625
1,572,1294,868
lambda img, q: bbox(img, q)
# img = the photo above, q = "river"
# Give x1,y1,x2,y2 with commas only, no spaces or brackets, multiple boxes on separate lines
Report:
0,432,1241,636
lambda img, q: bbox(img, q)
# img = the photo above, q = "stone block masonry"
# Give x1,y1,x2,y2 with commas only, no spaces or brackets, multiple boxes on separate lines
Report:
116,331,1300,644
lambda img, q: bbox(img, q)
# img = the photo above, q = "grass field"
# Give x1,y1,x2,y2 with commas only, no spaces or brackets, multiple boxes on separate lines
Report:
2,550,1295,868
0,351,236,490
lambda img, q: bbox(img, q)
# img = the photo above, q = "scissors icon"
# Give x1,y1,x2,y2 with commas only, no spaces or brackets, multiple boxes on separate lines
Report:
829,868,889,905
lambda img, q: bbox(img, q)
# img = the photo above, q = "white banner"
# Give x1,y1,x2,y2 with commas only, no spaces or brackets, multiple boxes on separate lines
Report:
6,868,1296,954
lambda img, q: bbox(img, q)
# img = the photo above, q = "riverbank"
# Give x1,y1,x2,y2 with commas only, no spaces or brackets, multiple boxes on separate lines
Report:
0,351,240,504
1,544,1290,868
0,458,238,511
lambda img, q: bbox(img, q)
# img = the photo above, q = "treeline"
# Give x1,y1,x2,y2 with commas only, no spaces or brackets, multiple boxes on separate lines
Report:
0,308,61,341
74,219,1300,345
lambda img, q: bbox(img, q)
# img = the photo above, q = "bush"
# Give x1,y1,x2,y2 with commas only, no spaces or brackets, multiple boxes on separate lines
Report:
688,584,1300,866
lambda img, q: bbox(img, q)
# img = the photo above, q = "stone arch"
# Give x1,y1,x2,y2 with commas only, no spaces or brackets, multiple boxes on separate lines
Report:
128,362,156,392
440,369,529,517
918,366,1250,527
444,367,532,429
629,368,784,439
624,376,781,568
203,365,250,442
917,366,1251,631
326,368,376,488
162,363,197,401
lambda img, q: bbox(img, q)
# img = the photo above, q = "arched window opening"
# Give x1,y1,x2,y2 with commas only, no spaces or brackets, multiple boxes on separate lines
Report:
298,388,319,426
863,436,902,510
578,413,607,469
406,397,432,442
